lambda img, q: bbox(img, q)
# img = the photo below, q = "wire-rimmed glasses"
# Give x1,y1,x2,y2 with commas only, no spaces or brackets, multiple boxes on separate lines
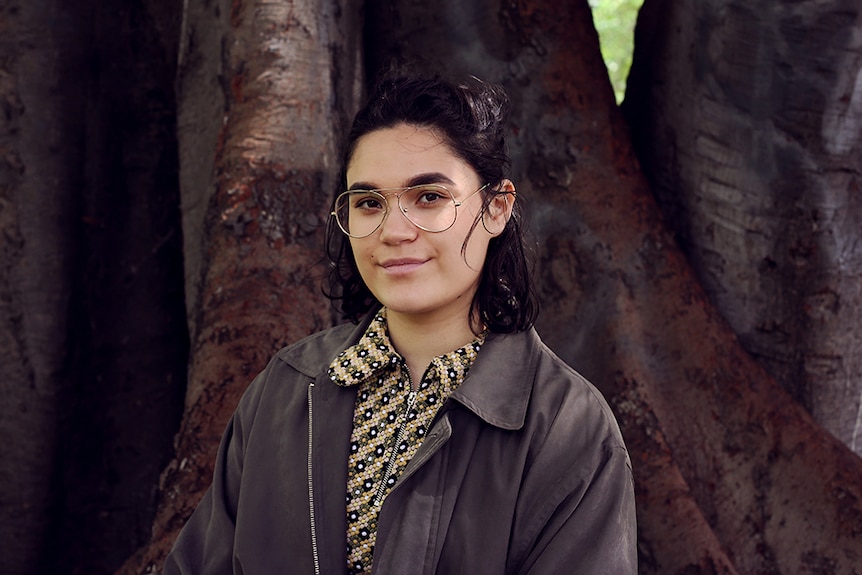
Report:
331,183,488,238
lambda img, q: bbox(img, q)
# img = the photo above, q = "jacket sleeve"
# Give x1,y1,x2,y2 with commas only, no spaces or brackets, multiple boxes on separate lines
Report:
163,370,265,575
517,442,637,575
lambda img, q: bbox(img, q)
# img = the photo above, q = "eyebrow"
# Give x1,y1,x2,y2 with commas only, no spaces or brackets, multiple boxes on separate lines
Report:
348,172,457,191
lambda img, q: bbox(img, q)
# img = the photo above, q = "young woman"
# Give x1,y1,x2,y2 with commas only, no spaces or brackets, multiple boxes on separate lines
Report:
165,70,637,575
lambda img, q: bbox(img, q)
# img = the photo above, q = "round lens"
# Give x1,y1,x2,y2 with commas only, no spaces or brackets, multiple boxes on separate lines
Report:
399,185,457,232
335,191,387,238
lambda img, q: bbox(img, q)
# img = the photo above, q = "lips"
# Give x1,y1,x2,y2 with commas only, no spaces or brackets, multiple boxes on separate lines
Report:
379,257,428,273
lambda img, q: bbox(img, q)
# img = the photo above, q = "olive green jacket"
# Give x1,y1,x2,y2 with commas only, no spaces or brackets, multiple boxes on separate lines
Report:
164,313,637,574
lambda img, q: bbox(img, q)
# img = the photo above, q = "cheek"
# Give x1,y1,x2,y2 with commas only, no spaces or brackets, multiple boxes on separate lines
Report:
464,220,487,247
349,239,369,260
465,245,489,273
348,241,370,275
458,228,491,271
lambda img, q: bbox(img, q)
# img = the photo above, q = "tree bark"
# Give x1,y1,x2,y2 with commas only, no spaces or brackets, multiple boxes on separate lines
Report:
0,4,69,574
624,0,862,456
59,2,188,573
117,0,362,572
1,1,187,573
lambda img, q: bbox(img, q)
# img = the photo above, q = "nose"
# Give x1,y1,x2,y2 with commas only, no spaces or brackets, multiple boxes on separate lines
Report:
377,200,418,244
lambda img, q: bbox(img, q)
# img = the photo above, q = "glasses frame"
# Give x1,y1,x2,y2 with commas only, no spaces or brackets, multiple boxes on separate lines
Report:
331,183,489,238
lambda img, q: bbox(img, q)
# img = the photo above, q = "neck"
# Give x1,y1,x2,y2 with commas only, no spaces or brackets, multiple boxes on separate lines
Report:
386,307,479,387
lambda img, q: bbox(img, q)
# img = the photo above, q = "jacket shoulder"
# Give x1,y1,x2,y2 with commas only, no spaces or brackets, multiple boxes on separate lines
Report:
535,338,628,450
274,321,362,377
232,321,360,417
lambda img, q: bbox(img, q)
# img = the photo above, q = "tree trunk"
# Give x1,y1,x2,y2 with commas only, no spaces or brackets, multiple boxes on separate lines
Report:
365,0,862,572
0,4,70,574
60,2,188,573
117,0,362,572
624,0,862,456
1,1,187,574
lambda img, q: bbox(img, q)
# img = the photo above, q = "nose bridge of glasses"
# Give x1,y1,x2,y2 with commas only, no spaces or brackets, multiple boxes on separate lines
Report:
384,187,441,231
385,189,410,214
373,200,418,241
384,192,415,230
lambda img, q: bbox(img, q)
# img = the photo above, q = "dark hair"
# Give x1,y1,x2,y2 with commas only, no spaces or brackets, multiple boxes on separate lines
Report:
324,68,538,333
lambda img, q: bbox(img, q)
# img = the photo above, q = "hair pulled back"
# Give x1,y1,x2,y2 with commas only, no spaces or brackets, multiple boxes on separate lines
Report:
324,68,538,333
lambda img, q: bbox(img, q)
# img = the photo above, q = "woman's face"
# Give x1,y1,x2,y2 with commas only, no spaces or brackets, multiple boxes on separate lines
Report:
345,123,510,325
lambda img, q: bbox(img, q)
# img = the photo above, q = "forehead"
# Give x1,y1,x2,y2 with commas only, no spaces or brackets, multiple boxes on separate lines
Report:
346,124,477,187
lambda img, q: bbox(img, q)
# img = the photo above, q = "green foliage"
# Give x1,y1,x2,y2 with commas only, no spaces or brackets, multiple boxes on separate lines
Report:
589,0,644,104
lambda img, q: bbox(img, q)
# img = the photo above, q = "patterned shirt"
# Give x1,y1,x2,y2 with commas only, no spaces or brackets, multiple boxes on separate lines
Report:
328,309,485,575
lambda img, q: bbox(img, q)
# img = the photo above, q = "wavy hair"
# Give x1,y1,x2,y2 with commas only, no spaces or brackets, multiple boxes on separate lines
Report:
324,68,538,333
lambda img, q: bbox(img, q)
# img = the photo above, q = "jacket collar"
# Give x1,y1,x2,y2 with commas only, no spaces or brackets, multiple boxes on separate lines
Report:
449,329,538,431
277,311,377,378
279,309,537,431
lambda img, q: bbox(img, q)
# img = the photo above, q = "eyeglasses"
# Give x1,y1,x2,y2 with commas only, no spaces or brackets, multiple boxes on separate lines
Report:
331,183,488,238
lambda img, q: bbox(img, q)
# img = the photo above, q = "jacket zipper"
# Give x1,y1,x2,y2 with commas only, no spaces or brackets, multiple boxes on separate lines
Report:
375,388,418,507
307,382,321,575
390,412,452,490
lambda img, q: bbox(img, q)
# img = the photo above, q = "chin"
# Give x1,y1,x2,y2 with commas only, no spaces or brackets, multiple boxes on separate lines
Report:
378,299,433,316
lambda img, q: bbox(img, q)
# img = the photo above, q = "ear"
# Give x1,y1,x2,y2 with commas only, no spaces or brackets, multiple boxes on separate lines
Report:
483,179,516,235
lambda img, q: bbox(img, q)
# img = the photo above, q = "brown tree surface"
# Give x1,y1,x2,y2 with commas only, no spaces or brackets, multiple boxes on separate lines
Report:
1,1,187,574
2,0,861,574
624,0,862,458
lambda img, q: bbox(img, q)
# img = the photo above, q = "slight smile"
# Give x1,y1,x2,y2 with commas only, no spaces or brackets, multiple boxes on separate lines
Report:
379,258,428,274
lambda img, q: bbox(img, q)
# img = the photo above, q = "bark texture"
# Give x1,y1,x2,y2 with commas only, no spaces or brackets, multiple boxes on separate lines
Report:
62,3,187,572
117,0,362,572
0,4,63,574
624,0,862,456
1,1,186,574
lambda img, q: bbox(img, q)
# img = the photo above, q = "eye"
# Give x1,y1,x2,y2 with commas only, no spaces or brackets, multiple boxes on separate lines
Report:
411,186,451,207
352,193,385,212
